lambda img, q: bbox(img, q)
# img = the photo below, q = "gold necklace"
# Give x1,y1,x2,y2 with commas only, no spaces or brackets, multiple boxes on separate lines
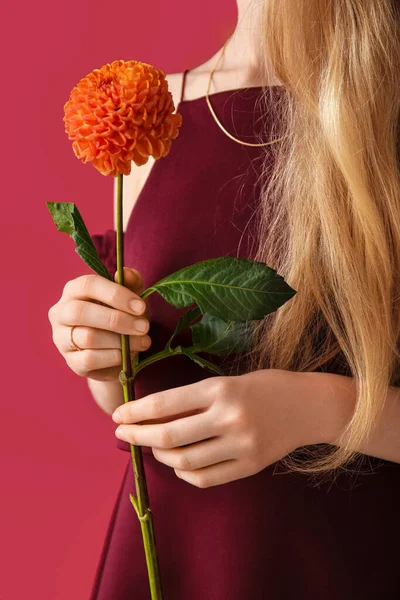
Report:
205,36,285,147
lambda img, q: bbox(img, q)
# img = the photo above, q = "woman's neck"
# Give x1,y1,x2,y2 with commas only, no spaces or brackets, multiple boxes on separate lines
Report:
228,0,264,72
184,0,281,97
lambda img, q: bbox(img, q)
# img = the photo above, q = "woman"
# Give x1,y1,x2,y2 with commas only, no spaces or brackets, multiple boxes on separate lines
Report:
48,0,400,598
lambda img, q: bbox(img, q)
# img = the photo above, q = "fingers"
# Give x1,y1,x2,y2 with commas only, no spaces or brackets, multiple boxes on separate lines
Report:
112,380,215,425
65,346,140,378
61,272,147,318
56,298,150,337
152,436,236,471
114,268,145,294
114,269,151,320
174,459,250,488
59,325,151,354
114,410,220,449
49,268,152,383
83,365,125,383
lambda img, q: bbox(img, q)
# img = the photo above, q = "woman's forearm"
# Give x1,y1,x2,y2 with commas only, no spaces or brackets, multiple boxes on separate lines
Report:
313,372,400,464
87,377,125,416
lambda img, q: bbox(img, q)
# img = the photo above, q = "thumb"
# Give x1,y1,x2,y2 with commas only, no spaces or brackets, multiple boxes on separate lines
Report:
114,267,151,320
114,267,144,293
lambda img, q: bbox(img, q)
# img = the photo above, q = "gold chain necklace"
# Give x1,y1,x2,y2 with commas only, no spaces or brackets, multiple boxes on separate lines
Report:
205,36,285,148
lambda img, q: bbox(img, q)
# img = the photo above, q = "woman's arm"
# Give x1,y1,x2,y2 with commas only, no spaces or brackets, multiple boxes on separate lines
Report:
312,372,400,464
110,368,400,488
87,377,124,415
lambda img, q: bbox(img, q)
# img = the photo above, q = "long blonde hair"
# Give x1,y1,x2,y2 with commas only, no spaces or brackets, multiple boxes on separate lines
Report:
240,0,400,474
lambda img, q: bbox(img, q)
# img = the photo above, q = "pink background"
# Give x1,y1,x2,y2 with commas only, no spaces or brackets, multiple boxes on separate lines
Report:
0,1,236,598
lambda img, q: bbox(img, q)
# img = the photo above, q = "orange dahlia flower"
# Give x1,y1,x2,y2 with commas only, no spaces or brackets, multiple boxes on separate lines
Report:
63,59,182,177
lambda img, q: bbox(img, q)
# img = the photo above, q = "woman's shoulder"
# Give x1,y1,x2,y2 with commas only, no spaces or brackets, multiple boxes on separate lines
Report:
164,65,213,104
166,61,215,104
164,72,186,109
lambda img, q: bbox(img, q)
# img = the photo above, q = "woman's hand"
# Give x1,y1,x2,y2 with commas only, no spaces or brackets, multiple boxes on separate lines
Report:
48,267,152,383
112,369,328,488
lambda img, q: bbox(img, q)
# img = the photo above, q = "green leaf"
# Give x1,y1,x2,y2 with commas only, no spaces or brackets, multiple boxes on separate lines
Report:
165,305,202,351
46,202,113,281
143,256,296,322
180,348,225,376
191,314,253,356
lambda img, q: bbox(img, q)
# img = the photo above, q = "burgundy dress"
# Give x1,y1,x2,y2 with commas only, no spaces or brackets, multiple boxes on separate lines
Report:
89,70,400,599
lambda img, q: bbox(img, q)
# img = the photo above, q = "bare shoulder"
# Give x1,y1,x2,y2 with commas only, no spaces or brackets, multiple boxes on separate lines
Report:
115,71,185,231
164,71,185,108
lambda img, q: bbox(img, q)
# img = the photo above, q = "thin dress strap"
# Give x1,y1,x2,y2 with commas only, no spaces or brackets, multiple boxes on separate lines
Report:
180,69,189,102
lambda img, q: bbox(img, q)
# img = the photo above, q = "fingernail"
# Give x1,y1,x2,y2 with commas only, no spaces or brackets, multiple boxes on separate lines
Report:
135,319,148,333
141,336,151,349
115,426,126,440
112,409,122,423
129,299,145,314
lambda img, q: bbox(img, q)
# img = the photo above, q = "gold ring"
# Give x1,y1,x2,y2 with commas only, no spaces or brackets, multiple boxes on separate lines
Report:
70,325,84,351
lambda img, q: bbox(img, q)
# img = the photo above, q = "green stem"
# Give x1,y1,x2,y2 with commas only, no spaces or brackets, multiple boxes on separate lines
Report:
134,345,179,375
132,344,225,377
116,173,164,600
140,288,156,300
